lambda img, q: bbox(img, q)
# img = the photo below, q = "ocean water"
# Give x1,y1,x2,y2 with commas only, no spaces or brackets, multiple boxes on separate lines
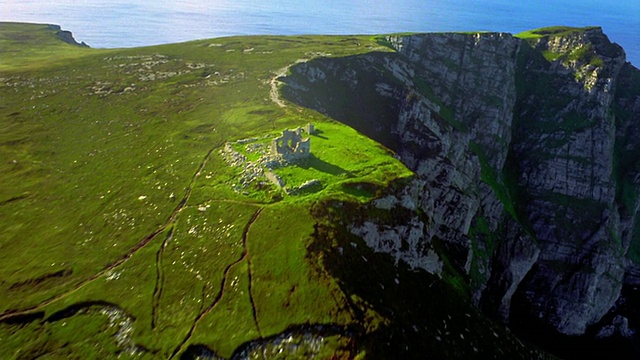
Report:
1,0,638,66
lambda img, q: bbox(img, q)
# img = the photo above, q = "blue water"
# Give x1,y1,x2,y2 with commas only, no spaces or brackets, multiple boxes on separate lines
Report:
1,0,638,66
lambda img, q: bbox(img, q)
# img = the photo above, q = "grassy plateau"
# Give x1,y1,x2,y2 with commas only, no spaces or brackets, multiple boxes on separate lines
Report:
0,22,410,359
0,22,551,359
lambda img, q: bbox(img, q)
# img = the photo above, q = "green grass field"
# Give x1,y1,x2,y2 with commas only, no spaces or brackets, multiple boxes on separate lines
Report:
0,22,413,358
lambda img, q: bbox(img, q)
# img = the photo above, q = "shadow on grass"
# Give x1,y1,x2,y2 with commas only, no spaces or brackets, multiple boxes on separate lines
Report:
296,154,350,176
311,129,329,140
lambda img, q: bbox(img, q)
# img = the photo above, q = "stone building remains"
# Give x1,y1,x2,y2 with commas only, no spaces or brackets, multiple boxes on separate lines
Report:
221,124,317,192
270,123,314,161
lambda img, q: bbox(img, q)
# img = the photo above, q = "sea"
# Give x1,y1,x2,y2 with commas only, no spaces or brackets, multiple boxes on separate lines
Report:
1,0,638,66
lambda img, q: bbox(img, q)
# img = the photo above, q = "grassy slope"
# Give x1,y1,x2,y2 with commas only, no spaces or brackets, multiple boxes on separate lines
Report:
0,22,414,358
515,26,601,40
0,23,94,71
515,26,605,65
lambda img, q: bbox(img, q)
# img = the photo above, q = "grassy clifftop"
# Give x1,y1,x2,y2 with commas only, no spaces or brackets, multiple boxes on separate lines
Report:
0,23,416,358
0,23,94,70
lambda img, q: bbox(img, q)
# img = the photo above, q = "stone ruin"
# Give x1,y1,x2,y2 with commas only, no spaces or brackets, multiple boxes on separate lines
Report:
221,124,318,193
270,124,314,161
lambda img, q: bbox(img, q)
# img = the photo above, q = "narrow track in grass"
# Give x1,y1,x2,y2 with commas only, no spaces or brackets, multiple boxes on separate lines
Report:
0,147,219,322
269,58,308,108
169,206,263,359
246,233,263,339
151,226,173,329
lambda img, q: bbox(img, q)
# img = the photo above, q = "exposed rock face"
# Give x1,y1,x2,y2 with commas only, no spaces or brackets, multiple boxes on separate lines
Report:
281,27,640,341
349,183,444,277
48,24,89,47
505,27,628,335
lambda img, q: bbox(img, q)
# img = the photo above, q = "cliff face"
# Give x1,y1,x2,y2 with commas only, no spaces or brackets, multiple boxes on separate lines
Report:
504,28,628,336
48,24,89,47
281,27,640,342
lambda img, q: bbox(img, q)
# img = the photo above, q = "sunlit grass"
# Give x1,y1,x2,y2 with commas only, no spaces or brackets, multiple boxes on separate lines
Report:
0,22,411,358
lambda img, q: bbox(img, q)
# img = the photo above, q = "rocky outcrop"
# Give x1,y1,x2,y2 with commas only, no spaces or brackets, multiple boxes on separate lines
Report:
282,27,640,343
349,183,444,276
48,24,89,47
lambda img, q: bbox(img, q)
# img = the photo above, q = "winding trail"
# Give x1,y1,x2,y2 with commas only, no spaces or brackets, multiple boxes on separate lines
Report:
2,53,322,347
269,59,308,108
169,207,264,359
0,147,218,322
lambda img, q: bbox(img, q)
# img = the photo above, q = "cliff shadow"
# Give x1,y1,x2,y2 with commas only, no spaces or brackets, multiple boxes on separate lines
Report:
307,196,552,358
279,52,405,152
